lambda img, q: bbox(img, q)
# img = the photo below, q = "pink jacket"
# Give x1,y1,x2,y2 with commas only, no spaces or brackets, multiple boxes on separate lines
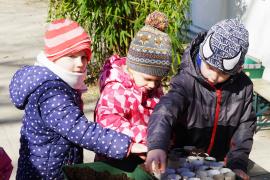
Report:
95,55,163,145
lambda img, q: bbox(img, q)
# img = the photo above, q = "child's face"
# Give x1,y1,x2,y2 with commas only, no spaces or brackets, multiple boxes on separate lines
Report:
200,60,231,85
129,69,162,92
54,51,88,73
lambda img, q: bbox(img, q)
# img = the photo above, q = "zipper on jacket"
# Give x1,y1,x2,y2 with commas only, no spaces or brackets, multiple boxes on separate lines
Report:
207,88,222,155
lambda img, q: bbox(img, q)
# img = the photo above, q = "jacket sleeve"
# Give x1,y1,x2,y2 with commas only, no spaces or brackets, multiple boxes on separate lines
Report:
96,83,147,144
226,83,257,172
39,84,131,159
147,74,188,151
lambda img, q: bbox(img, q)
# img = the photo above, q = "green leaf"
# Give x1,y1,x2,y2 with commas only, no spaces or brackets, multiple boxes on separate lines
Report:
48,0,191,84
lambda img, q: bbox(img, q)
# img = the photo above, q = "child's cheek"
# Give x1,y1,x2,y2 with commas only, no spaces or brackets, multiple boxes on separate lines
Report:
134,78,145,87
140,86,148,93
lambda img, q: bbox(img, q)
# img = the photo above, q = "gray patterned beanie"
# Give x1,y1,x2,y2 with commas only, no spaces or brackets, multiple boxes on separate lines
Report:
127,11,172,77
199,19,249,75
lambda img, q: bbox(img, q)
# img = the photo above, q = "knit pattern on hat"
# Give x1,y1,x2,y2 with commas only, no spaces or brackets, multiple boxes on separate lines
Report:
127,11,172,77
44,19,91,62
199,19,249,75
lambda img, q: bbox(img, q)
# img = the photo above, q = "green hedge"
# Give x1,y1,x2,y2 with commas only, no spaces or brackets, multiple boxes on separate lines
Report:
48,0,191,84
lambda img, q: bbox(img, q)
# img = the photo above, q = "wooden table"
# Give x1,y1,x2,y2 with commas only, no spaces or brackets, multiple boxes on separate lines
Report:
253,79,270,102
252,79,270,131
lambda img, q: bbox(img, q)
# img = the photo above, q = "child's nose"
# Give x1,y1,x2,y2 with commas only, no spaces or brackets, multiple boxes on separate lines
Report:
211,71,219,81
148,81,155,89
75,57,83,67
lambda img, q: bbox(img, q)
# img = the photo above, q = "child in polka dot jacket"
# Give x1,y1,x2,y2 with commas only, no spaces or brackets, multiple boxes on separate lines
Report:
9,19,142,180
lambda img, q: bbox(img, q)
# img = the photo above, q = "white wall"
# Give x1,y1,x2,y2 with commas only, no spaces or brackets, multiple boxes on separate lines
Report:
190,0,270,68
190,0,228,32
242,0,270,68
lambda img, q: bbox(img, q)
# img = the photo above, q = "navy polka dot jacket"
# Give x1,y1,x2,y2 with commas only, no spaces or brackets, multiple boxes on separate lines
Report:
9,66,131,180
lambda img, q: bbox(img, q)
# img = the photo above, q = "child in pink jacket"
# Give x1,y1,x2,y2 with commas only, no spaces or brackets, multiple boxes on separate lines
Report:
95,11,172,161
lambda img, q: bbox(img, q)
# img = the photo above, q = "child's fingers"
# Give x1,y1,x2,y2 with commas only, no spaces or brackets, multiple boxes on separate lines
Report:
159,155,167,173
144,158,154,172
145,149,167,173
150,158,164,174
145,157,158,172
233,169,250,180
137,153,146,160
151,160,159,173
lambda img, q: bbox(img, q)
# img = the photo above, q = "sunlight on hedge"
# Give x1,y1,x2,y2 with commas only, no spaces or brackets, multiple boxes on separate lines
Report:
48,0,191,84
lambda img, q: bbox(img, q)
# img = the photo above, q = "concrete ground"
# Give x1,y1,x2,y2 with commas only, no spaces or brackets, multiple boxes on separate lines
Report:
0,0,48,123
0,0,270,179
250,128,270,171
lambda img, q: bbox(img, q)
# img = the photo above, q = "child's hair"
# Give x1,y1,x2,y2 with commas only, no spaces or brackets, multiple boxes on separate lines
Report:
44,19,92,62
126,11,172,77
199,19,249,75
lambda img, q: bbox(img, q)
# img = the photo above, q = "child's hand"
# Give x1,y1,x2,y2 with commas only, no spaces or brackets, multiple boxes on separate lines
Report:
130,143,148,154
233,169,250,180
129,143,147,160
144,149,167,174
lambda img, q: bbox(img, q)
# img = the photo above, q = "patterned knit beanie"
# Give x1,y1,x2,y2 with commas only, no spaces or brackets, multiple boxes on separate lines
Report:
127,11,172,77
44,19,91,62
199,19,249,75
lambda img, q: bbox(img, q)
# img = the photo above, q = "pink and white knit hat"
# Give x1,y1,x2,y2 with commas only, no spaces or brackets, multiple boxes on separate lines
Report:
44,19,91,62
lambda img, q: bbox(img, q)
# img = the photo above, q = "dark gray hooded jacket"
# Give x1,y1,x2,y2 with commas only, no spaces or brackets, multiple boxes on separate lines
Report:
147,33,256,172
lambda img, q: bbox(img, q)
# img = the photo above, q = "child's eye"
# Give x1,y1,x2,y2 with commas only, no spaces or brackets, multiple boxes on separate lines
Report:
219,71,229,77
208,65,215,70
81,56,88,61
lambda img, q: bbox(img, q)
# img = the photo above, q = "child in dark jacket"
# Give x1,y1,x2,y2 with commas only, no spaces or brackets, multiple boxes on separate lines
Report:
145,19,256,180
9,19,141,180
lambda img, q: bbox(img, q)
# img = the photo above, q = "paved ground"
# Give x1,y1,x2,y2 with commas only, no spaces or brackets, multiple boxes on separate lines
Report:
0,0,48,123
0,0,270,179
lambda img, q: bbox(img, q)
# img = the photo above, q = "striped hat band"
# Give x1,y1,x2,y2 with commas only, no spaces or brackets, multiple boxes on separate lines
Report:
44,19,91,62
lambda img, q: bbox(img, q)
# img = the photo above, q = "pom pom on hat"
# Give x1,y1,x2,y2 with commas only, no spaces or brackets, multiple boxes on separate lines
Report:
127,11,172,77
145,10,169,32
44,19,91,62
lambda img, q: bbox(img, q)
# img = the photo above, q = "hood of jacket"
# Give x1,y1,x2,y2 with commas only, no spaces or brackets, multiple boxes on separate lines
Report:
9,65,60,110
99,55,134,92
179,32,208,82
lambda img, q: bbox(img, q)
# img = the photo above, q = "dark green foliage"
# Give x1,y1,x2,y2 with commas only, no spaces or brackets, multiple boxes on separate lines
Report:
48,0,191,84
